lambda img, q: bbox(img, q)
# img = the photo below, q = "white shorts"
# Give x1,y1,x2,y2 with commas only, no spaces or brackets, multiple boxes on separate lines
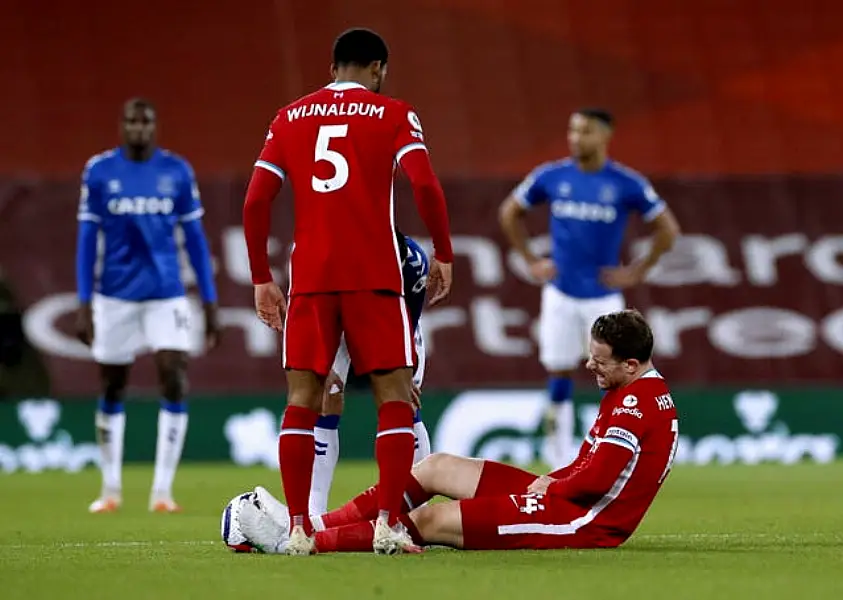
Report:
329,325,426,392
91,293,194,364
538,286,625,371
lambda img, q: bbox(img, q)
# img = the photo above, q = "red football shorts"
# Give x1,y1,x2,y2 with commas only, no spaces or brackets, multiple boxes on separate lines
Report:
283,291,416,376
458,461,625,550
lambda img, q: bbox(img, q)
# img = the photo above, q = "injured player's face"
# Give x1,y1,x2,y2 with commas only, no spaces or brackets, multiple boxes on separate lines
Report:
586,338,632,390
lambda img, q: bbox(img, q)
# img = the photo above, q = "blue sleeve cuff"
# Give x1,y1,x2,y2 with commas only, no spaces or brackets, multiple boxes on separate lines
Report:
181,219,218,303
76,220,99,303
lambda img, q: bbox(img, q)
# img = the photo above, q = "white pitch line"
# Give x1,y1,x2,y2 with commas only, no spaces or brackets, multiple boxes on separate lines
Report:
0,533,838,550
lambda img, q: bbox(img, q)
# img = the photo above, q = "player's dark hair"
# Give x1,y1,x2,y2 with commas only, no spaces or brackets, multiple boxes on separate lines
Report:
576,107,614,128
591,309,653,362
123,97,156,116
333,28,389,68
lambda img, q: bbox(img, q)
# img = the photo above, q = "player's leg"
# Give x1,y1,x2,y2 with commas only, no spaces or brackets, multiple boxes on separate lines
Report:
342,290,417,552
538,285,581,469
89,294,143,513
309,334,351,516
143,297,194,512
411,326,431,463
281,293,341,549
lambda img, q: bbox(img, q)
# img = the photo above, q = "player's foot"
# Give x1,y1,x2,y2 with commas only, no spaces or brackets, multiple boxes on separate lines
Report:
88,492,122,514
149,492,182,513
239,497,290,554
372,516,423,555
284,525,316,556
254,486,290,531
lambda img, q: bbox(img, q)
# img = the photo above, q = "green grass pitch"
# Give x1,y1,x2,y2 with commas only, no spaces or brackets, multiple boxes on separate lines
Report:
3,463,842,599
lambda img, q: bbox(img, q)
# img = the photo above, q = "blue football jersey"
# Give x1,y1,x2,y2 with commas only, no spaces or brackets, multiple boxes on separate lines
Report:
77,148,205,302
401,236,429,327
513,158,666,299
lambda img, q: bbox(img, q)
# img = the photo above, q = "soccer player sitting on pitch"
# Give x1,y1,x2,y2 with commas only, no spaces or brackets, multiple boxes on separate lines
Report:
309,231,432,517
76,98,220,513
239,310,680,554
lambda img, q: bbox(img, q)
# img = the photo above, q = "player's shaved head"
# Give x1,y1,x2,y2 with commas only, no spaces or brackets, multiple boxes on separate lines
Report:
121,97,156,160
333,28,389,68
331,28,390,93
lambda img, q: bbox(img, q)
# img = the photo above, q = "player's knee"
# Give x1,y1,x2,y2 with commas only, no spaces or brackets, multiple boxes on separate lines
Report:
100,367,129,403
413,452,454,487
159,365,187,402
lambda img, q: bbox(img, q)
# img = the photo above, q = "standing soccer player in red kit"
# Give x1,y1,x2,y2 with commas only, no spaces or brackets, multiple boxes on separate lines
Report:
242,28,454,555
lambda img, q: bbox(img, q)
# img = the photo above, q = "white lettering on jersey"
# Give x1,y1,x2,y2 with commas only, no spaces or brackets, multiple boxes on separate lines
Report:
550,200,617,223
612,406,643,419
655,394,675,410
603,426,640,451
287,103,386,122
107,196,175,216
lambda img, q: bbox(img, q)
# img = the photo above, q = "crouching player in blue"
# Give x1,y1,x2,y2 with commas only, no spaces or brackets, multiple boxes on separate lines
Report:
308,231,431,516
76,98,220,513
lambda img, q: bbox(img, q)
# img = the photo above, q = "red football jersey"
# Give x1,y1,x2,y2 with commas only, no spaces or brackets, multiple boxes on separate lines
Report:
255,82,429,295
553,369,679,537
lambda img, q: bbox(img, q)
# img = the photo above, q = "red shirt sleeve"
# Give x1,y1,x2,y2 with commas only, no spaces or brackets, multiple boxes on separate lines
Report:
548,394,649,500
393,104,453,263
243,116,285,285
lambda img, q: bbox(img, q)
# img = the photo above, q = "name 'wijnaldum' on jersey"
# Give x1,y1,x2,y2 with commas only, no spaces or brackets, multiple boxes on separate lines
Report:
286,102,386,122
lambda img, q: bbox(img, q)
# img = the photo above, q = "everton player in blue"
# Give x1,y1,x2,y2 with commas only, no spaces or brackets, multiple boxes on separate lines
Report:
308,231,431,516
75,98,220,513
499,108,680,469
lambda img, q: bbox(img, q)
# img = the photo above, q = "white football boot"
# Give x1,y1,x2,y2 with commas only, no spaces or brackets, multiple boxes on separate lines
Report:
238,498,290,554
88,489,122,514
372,515,423,555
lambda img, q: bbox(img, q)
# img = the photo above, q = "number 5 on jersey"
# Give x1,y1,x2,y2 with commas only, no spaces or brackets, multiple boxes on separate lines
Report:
312,125,349,193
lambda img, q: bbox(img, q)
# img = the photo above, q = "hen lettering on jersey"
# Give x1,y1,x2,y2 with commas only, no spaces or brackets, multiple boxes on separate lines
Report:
550,200,617,223
286,103,385,122
655,394,675,411
612,406,644,419
107,196,175,216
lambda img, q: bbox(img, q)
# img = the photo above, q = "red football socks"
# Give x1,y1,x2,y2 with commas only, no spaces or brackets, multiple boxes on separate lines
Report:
320,475,432,529
375,401,416,526
278,405,319,533
314,515,426,553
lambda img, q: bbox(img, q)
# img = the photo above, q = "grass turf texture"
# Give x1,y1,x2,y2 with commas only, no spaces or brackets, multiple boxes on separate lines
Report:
3,463,842,599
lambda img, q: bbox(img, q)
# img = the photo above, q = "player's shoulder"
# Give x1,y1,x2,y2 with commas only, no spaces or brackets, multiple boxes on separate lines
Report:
605,160,653,187
531,158,573,179
622,370,672,405
157,148,195,172
83,148,120,177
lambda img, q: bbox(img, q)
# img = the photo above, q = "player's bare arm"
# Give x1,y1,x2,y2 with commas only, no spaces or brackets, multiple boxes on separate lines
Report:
498,195,556,282
526,474,557,495
242,152,287,332
601,208,681,289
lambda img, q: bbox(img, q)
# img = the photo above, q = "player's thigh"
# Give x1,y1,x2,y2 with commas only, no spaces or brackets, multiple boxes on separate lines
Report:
578,293,625,349
142,296,193,354
284,293,343,376
341,291,415,376
538,285,583,371
91,294,144,365
459,493,608,550
473,460,539,497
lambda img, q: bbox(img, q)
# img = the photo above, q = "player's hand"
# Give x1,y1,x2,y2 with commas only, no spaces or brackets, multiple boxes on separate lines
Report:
427,259,452,306
203,303,222,350
75,304,94,346
325,370,345,396
528,257,557,283
601,263,647,289
526,475,556,495
254,282,287,332
410,382,422,409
